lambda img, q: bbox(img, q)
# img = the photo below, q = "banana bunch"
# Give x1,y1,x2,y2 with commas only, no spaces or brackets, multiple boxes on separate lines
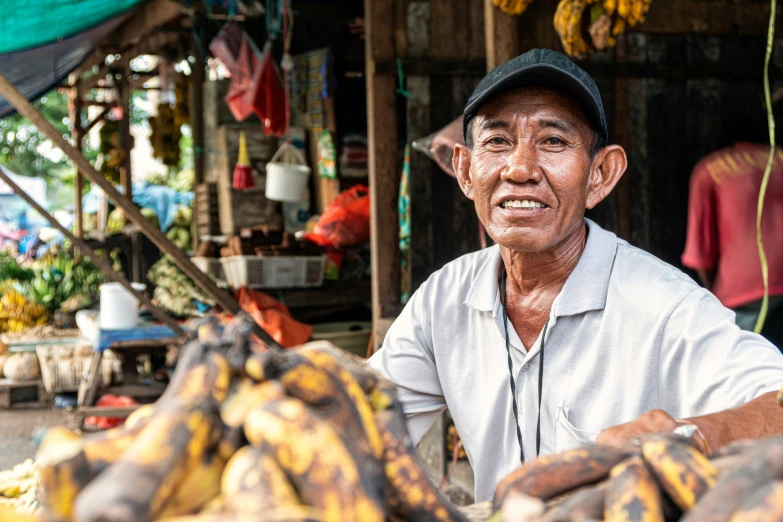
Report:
150,103,182,167
492,0,534,16
33,314,471,522
492,404,783,521
98,120,124,184
0,459,41,517
174,74,190,128
554,0,652,57
148,256,212,317
0,289,48,334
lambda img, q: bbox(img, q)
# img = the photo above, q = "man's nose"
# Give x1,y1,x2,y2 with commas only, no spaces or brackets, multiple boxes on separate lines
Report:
501,141,542,184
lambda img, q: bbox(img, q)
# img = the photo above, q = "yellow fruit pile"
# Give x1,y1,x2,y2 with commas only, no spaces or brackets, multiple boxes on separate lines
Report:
0,290,48,334
0,460,39,517
554,0,652,57
29,315,469,522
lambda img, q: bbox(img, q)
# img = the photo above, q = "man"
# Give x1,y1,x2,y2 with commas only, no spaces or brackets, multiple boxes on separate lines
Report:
682,141,783,348
368,49,783,502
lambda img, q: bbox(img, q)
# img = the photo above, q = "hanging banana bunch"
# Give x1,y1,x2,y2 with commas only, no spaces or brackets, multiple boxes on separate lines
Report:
173,73,190,128
493,0,535,17
554,0,653,57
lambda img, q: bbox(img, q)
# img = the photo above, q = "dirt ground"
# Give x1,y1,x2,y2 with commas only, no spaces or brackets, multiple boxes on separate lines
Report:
0,408,73,470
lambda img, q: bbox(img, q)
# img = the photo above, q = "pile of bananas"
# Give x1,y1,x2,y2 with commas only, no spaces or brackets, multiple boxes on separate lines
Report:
98,120,125,184
26,255,103,314
166,205,193,252
0,460,40,517
150,103,182,167
554,0,652,57
30,314,469,522
148,256,213,317
492,0,534,16
0,289,48,334
0,254,33,283
492,403,783,521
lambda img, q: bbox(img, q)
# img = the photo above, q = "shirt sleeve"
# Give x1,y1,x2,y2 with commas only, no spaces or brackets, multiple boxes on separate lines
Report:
682,165,719,270
367,279,447,445
658,288,783,417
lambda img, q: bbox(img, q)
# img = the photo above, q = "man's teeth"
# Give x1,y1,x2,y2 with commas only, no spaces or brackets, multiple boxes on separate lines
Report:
502,200,546,209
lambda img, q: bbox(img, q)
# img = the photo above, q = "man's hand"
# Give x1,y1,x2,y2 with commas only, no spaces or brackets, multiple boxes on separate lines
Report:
596,409,679,446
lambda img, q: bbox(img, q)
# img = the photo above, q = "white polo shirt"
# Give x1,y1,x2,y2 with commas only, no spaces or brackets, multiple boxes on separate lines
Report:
368,219,783,502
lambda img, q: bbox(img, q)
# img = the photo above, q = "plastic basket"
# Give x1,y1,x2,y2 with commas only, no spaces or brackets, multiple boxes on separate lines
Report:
192,257,226,282
219,256,326,289
36,342,91,393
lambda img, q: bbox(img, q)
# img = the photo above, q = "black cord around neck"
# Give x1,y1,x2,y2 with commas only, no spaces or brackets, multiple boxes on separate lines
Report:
500,269,547,462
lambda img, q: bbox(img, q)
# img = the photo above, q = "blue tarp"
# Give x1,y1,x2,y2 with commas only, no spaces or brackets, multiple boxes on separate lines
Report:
95,325,179,352
82,182,194,232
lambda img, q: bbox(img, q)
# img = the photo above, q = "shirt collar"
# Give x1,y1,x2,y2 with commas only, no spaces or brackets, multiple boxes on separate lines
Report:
463,219,618,317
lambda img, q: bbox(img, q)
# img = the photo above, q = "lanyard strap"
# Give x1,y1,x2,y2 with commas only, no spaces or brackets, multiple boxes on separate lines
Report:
500,270,548,462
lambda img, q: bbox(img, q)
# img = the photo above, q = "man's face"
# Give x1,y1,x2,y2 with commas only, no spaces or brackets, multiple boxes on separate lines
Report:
456,87,601,253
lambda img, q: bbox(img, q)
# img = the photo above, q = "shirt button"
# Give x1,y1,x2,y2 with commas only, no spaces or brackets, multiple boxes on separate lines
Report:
522,364,531,372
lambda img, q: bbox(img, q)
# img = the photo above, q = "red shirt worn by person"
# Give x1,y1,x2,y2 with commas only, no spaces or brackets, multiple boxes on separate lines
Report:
682,143,783,309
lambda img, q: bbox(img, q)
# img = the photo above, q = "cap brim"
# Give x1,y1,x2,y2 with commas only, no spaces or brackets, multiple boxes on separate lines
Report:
463,64,605,142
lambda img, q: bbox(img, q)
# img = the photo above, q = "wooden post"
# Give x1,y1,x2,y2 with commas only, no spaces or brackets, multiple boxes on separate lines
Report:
484,0,520,71
70,82,85,239
0,168,184,336
119,56,133,199
366,0,400,350
190,41,206,186
0,72,282,349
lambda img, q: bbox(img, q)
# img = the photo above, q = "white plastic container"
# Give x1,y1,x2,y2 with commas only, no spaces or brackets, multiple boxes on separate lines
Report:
265,143,311,202
99,282,146,330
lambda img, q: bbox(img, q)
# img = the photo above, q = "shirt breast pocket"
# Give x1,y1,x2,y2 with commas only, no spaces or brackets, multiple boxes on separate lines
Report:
554,406,601,453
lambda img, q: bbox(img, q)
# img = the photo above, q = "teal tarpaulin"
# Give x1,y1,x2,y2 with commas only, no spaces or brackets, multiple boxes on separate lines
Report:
0,0,144,54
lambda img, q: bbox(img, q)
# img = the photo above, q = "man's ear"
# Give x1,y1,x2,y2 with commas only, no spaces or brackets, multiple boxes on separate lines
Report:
453,143,475,200
586,145,627,209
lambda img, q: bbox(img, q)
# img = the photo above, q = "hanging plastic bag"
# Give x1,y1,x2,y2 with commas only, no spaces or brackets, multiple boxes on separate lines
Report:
253,41,287,137
305,185,370,249
209,22,244,74
224,34,262,121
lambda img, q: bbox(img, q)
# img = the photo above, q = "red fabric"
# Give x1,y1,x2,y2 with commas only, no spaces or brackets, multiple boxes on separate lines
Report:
682,143,783,308
305,185,370,248
236,287,312,348
84,394,138,430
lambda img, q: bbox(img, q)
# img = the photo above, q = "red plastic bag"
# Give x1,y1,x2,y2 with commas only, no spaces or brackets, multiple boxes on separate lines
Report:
84,394,138,430
209,22,244,74
253,42,287,136
224,35,261,121
236,287,312,348
306,185,370,249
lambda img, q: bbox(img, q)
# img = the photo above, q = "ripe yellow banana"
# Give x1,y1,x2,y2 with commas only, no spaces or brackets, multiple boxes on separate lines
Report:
605,456,665,522
642,436,718,511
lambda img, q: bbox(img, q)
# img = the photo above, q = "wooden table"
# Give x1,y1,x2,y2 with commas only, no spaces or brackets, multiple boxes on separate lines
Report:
75,337,179,427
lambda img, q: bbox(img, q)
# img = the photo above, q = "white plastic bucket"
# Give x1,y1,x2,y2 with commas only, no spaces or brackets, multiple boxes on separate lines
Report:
265,143,311,202
99,282,146,330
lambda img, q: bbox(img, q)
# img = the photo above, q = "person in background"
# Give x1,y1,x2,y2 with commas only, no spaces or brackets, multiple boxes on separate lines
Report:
682,140,783,348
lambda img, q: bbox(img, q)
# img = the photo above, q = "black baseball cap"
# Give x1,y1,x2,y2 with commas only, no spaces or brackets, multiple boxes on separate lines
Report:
463,49,608,145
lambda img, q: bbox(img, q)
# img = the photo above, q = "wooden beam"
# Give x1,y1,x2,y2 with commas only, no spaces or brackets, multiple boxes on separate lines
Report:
116,0,184,50
633,1,782,36
0,73,281,349
0,168,184,336
83,107,111,134
484,0,520,71
366,0,400,350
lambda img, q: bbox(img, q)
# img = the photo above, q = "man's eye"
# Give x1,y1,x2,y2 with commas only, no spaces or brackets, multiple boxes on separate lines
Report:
545,137,564,146
488,137,508,146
